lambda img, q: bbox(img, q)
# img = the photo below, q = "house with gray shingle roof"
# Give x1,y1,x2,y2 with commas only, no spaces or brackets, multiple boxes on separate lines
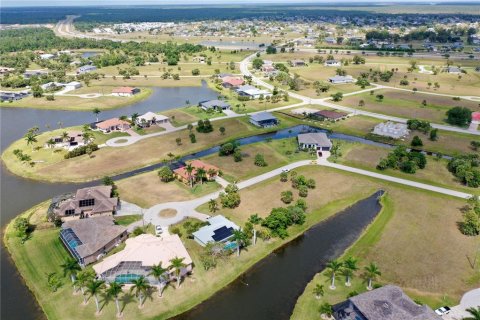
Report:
297,132,332,151
199,99,231,111
333,285,440,320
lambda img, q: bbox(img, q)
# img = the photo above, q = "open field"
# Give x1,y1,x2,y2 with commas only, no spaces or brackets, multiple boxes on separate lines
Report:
340,89,480,124
201,138,315,182
117,171,221,208
89,76,207,87
98,62,239,77
1,114,300,182
0,87,153,111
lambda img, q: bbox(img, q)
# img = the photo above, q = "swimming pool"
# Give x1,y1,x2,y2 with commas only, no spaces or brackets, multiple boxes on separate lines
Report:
115,274,142,283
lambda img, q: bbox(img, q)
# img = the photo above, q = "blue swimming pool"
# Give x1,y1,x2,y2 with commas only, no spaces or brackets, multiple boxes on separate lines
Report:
115,274,141,283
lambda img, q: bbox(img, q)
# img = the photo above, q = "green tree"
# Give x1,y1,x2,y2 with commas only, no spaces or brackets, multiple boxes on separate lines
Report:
331,92,343,102
169,257,187,289
74,270,95,304
319,302,333,318
463,306,480,320
411,135,423,147
157,166,174,183
281,190,293,204
185,163,195,188
280,171,288,182
313,284,324,299
364,262,382,290
343,256,359,287
446,106,472,126
60,257,81,293
106,281,124,317
252,58,263,69
231,229,248,256
92,107,101,122
254,153,267,167
196,167,206,184
429,128,438,141
326,260,343,289
149,263,169,297
248,214,262,245
130,276,151,308
86,280,106,314
219,126,226,135
208,199,218,213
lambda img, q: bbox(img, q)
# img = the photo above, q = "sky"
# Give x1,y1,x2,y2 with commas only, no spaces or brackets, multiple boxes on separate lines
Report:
3,0,478,7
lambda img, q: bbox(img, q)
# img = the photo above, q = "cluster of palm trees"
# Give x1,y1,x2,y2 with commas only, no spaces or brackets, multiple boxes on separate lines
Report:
183,164,217,188
60,256,188,316
325,257,381,291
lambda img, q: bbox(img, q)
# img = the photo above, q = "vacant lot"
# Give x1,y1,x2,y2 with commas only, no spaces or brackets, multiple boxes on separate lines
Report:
341,89,480,124
90,76,207,87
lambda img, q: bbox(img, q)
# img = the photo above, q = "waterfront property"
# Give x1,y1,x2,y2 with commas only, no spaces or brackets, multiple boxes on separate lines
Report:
324,60,341,67
193,215,240,247
329,75,354,84
313,109,349,121
199,99,231,111
236,85,272,99
221,76,244,89
60,216,127,266
0,90,30,102
52,185,118,220
249,112,278,128
297,132,332,151
48,130,85,150
93,233,193,284
372,121,409,139
111,86,140,97
136,111,169,127
95,117,131,133
333,285,440,320
174,159,219,185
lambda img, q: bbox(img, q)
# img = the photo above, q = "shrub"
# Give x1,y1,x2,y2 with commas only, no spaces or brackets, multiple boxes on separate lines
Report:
233,149,243,162
64,143,98,159
196,119,213,133
446,107,472,126
158,166,174,182
447,154,480,187
189,133,196,143
411,135,423,147
281,190,293,204
254,154,267,167
407,119,431,134
298,185,309,197
377,146,427,174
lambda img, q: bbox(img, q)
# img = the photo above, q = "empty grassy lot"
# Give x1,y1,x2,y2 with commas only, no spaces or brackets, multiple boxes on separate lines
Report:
117,171,221,208
99,62,237,77
0,87,153,111
1,114,300,182
340,89,480,124
89,76,207,87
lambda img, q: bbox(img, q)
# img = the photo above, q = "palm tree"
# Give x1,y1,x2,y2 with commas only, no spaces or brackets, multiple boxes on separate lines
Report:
46,138,56,153
86,279,105,314
25,133,38,152
319,302,333,319
313,284,324,299
74,270,95,304
231,229,248,257
130,276,150,308
364,262,381,290
92,107,101,122
196,167,206,184
149,263,168,297
82,131,93,145
248,214,262,245
61,131,69,142
326,260,343,289
463,307,480,320
343,256,359,287
60,257,81,293
185,164,195,188
208,199,218,213
169,256,187,289
106,281,124,318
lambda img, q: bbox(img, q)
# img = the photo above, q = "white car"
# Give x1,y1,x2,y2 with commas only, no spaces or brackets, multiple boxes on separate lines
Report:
155,225,164,236
282,169,290,173
434,306,451,316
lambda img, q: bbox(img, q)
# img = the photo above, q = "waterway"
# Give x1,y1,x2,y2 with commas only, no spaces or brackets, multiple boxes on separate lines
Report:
174,191,384,320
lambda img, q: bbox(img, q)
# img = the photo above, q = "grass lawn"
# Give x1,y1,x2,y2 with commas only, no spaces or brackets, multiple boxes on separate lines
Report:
116,171,221,208
99,63,234,77
333,141,480,196
339,89,480,124
133,125,166,135
89,76,207,88
114,215,142,226
0,87,153,111
1,114,300,182
201,138,315,182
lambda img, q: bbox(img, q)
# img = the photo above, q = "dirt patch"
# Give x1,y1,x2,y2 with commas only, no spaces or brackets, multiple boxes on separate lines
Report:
159,209,177,218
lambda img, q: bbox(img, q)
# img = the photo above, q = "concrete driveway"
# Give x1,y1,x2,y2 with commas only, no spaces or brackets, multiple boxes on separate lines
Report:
443,288,480,320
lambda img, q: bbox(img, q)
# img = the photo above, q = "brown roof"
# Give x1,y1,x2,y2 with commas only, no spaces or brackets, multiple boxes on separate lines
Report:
62,216,127,259
174,160,219,180
314,110,348,120
222,76,244,86
56,186,118,216
112,86,137,94
96,118,130,130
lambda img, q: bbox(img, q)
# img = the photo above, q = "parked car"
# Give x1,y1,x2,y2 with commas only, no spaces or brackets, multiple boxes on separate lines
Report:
155,225,164,236
282,169,290,173
434,306,451,316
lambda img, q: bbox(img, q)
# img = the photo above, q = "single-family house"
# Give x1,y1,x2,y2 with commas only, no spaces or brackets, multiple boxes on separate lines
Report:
249,112,278,128
174,160,219,185
60,216,127,266
95,118,131,133
111,87,140,97
49,130,85,149
52,185,119,220
297,132,332,151
193,56,206,63
324,60,341,67
65,81,82,90
0,67,15,75
23,70,48,78
222,76,244,89
136,111,169,127
93,233,193,284
77,65,97,74
261,64,276,73
333,285,440,320
373,121,409,139
313,110,349,121
0,90,30,102
325,37,337,44
328,75,354,84
289,59,306,67
40,53,55,60
236,85,272,99
193,215,240,247
199,99,231,111
445,66,462,74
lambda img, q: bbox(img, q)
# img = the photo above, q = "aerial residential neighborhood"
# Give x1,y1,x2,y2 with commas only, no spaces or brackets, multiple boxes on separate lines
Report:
1,2,480,320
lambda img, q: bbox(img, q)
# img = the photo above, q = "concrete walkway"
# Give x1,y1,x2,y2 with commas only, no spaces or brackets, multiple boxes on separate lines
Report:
444,288,480,320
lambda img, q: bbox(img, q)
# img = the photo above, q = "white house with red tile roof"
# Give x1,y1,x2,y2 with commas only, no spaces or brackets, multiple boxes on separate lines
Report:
95,118,131,133
112,87,140,97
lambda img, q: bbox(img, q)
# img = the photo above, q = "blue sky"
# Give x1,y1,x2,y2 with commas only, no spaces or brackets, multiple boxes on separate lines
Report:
3,0,475,7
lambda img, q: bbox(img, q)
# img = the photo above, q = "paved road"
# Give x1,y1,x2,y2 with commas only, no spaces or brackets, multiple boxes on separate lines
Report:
444,288,480,320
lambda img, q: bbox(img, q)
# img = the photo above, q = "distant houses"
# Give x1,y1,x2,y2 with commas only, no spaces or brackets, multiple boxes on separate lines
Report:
40,53,55,60
199,99,231,112
95,117,131,133
52,186,119,220
289,59,306,67
193,215,240,247
249,112,278,128
0,90,30,102
60,216,127,266
297,132,332,151
112,86,140,97
333,285,439,320
324,60,341,67
373,121,409,139
77,65,97,74
329,75,354,84
23,70,48,78
93,233,193,284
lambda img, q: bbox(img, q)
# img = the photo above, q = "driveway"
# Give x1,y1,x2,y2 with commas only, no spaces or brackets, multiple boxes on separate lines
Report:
443,288,480,320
